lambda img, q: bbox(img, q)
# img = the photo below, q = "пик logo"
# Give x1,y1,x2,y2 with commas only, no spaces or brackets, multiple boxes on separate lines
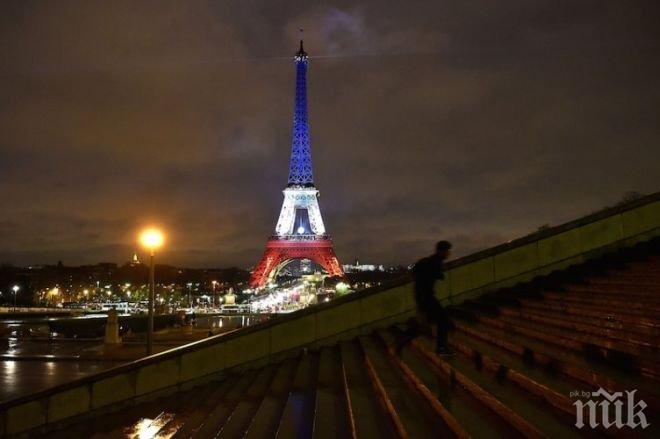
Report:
573,388,649,429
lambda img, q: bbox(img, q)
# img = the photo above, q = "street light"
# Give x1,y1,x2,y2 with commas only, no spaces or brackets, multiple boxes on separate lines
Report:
12,285,19,312
211,280,218,309
139,227,165,355
187,283,193,314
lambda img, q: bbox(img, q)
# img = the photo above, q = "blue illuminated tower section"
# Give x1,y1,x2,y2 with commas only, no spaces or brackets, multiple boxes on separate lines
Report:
250,40,344,288
288,41,314,186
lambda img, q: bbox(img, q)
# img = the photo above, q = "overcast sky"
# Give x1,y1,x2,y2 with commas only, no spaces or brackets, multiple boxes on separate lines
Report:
0,1,658,268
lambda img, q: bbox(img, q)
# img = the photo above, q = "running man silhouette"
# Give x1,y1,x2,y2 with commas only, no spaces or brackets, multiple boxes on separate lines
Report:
397,240,454,356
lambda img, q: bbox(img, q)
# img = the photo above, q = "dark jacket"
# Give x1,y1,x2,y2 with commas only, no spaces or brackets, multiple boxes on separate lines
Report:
412,255,445,303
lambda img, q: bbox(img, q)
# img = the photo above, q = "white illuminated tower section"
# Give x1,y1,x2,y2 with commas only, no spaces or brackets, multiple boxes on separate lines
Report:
250,41,344,288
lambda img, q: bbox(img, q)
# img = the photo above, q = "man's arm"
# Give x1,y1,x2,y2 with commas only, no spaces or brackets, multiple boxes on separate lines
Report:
435,261,446,280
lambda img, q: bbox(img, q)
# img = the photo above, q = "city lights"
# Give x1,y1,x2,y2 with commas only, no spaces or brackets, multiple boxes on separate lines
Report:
335,282,350,295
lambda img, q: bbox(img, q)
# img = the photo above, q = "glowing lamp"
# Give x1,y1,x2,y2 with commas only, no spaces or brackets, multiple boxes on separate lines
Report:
139,228,164,252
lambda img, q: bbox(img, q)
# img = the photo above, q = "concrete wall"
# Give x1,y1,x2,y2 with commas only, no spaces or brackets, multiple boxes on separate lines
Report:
1,195,658,436
436,197,660,306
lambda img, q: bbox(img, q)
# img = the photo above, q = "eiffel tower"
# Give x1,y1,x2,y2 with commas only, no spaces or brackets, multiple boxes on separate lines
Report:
249,41,344,288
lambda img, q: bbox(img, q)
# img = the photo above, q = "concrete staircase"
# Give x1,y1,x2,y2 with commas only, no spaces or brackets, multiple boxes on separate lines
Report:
45,248,660,438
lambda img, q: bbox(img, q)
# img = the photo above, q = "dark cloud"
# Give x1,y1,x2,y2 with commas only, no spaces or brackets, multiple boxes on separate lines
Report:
0,1,658,267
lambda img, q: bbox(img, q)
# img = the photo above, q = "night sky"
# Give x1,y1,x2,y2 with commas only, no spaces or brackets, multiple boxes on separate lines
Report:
0,1,659,268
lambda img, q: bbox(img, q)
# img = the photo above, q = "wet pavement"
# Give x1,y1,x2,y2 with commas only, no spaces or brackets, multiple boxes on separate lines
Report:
0,359,122,402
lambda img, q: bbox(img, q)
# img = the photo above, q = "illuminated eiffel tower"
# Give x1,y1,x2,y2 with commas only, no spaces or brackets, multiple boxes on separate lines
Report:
249,41,344,288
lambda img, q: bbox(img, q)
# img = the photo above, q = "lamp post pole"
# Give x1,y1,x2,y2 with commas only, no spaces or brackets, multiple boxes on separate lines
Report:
138,227,164,357
12,285,19,312
211,281,217,309
147,251,155,355
189,284,192,313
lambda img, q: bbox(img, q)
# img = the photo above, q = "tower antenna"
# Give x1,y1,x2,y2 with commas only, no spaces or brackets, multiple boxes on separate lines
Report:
297,28,306,57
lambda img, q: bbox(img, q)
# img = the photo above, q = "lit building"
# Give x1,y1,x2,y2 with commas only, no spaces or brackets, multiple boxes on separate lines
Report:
342,261,386,273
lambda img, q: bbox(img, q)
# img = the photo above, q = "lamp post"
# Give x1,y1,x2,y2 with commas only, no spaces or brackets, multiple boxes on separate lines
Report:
139,228,164,356
12,285,19,312
186,282,193,313
211,280,218,309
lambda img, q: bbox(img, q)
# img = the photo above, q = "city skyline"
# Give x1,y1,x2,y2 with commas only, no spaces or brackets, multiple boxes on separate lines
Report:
1,1,659,268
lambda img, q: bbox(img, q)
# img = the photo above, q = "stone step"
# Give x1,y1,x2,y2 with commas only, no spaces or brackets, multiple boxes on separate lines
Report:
498,306,659,348
557,290,660,309
387,331,522,438
130,411,177,439
522,296,660,322
613,266,660,276
214,365,278,438
359,335,447,438
311,346,352,439
153,381,224,437
482,314,660,380
443,331,659,436
541,292,660,313
171,379,236,438
493,312,659,361
584,278,660,289
452,319,660,409
275,352,319,438
568,283,660,297
448,330,578,405
193,369,260,438
511,304,659,336
375,330,469,438
51,383,185,438
519,298,660,328
244,356,301,438
411,332,583,438
98,383,217,439
403,335,543,438
339,341,395,439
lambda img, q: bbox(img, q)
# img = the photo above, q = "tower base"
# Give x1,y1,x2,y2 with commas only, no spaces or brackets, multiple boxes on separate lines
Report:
249,237,344,288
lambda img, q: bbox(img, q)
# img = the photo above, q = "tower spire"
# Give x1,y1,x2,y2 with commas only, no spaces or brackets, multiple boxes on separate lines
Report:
296,39,307,59
288,37,313,186
296,28,307,60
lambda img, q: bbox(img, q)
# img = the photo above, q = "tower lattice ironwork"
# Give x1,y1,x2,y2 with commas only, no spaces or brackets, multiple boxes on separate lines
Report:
250,41,344,288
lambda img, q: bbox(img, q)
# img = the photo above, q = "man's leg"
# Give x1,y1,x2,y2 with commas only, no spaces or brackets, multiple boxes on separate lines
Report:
432,301,454,355
396,316,420,355
436,318,448,352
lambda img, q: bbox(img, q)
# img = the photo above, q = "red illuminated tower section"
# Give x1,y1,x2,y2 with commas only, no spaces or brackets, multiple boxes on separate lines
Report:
250,41,344,288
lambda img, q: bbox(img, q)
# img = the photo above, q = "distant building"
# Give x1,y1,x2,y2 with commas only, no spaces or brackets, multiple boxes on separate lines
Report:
342,261,386,273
